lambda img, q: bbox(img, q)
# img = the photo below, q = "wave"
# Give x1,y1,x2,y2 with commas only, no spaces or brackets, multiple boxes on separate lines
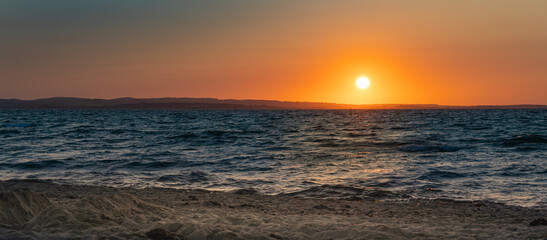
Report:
188,170,210,182
203,130,235,137
108,128,142,134
119,160,181,169
346,132,377,137
417,170,466,180
110,129,125,134
1,123,35,128
0,129,21,135
501,134,547,146
399,144,462,152
318,142,342,148
64,127,94,134
496,164,543,176
157,171,211,183
6,160,66,170
167,133,199,140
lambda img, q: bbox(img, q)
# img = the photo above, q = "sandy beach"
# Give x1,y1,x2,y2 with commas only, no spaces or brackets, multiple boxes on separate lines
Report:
0,180,545,240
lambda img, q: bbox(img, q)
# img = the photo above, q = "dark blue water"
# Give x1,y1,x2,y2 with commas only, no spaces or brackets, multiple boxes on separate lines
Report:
1,109,546,207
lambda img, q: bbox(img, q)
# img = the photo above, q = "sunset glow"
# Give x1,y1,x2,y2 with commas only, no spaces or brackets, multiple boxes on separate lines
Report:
1,1,546,105
356,77,370,89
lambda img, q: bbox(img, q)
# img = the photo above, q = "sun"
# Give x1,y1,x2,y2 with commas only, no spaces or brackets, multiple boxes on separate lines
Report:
356,76,370,89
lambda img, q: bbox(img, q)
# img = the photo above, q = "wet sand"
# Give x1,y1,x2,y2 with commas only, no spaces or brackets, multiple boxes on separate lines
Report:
1,180,545,239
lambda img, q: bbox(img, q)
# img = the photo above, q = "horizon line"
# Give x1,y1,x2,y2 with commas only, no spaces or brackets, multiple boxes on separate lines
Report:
1,96,546,108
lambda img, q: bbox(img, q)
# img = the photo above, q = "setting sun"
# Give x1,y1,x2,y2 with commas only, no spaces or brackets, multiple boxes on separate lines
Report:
356,77,370,89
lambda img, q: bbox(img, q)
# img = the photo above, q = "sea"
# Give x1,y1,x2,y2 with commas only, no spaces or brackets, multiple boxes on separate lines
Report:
0,109,545,208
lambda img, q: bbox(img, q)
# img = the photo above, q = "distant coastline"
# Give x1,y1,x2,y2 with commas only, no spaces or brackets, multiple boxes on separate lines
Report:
0,97,545,110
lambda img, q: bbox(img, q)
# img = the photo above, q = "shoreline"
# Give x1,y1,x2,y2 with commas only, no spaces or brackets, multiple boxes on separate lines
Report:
1,180,545,239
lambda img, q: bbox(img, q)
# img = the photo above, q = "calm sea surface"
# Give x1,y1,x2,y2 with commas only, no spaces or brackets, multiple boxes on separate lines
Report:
1,109,545,207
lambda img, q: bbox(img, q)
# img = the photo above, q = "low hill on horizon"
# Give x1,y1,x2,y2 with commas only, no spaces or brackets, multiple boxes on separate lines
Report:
0,97,545,110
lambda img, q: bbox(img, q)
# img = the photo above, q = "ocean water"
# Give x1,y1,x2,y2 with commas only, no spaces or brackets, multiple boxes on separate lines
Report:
0,109,545,207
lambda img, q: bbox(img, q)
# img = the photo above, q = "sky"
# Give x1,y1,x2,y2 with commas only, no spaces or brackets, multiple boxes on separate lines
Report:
1,0,546,105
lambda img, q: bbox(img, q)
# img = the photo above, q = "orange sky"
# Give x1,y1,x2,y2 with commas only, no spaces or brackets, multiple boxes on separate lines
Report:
1,1,546,105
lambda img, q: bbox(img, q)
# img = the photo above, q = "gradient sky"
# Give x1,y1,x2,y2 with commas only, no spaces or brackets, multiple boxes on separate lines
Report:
1,0,546,105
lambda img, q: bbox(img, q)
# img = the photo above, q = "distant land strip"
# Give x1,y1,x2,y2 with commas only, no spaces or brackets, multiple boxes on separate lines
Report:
0,97,546,110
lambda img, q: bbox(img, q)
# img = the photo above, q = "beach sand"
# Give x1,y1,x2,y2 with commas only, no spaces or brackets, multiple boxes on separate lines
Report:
0,180,545,240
